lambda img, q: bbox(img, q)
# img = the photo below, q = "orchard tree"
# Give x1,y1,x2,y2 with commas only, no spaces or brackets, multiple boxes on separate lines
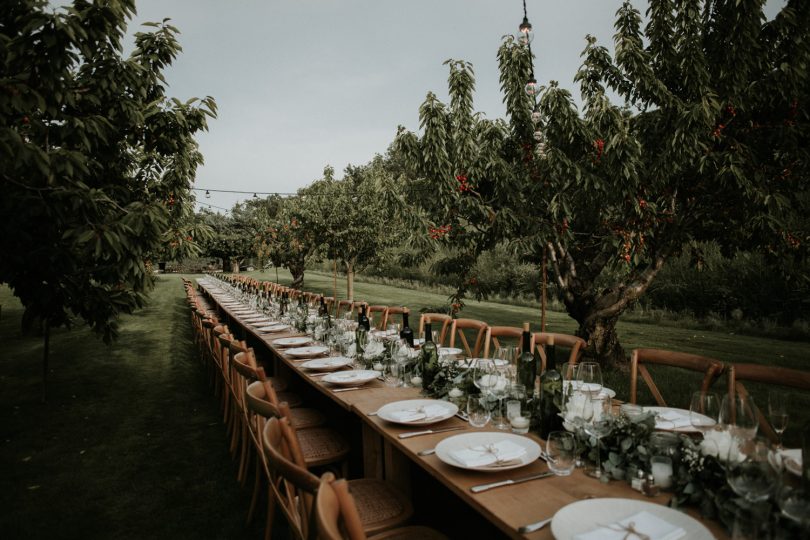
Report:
0,1,216,388
393,0,809,366
260,198,319,290
197,209,253,272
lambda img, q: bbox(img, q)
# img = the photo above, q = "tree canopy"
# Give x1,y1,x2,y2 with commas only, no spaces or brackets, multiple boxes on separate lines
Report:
392,0,809,365
0,0,216,343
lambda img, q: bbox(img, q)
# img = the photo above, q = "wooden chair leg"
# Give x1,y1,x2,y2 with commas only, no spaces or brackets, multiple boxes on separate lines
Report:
264,488,276,540
247,457,262,523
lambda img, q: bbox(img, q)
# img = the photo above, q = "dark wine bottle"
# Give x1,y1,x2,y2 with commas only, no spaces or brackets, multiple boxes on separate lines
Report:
517,322,536,394
539,335,563,438
420,318,439,393
318,295,328,317
358,304,370,331
399,309,414,347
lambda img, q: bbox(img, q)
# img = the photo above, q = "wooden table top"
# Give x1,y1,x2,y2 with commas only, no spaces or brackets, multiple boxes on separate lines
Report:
199,279,726,540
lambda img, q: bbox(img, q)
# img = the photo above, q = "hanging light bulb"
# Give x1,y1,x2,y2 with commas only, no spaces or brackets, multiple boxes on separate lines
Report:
253,193,258,198
518,16,533,45
531,110,542,123
534,130,543,141
525,77,539,97
205,190,211,198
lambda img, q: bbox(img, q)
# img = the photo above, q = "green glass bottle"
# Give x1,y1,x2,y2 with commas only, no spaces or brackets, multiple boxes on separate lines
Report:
539,335,563,438
517,322,536,394
420,318,439,394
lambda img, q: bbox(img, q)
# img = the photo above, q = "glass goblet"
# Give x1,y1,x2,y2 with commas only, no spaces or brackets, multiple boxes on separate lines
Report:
582,396,613,479
690,391,720,433
768,391,789,449
720,393,759,440
576,361,603,395
726,436,779,504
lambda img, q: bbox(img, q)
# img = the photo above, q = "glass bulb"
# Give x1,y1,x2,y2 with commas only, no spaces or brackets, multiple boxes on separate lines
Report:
531,110,542,123
518,17,534,45
525,78,539,97
534,130,543,141
205,190,211,198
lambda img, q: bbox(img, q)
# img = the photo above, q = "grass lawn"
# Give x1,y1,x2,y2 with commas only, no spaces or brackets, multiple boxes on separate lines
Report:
2,269,808,539
0,277,264,539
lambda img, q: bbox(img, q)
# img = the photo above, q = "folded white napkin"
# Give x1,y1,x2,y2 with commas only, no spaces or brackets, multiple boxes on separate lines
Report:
574,511,686,540
389,404,448,422
656,410,692,429
450,440,526,468
331,372,366,381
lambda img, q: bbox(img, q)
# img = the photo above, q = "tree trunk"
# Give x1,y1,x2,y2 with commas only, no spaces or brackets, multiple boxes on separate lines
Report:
289,262,305,289
41,319,50,403
345,260,355,301
222,257,228,272
576,313,625,369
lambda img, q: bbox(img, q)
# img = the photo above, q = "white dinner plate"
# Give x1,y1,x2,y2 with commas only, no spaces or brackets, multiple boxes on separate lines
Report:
286,345,330,358
300,356,354,371
780,448,802,477
551,497,713,540
644,406,708,433
256,324,290,333
272,336,312,348
245,318,273,325
322,369,379,387
435,432,541,472
439,347,463,356
376,399,458,426
457,358,510,368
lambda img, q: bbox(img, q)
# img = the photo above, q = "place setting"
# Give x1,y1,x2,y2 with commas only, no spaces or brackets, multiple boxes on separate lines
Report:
255,323,291,333
375,399,458,426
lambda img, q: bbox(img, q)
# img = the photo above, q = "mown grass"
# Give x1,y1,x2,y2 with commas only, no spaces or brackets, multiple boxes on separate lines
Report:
0,278,263,539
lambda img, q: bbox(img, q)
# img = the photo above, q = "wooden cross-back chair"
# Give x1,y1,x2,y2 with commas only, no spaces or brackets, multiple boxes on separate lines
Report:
418,313,452,346
335,300,354,318
448,319,488,358
483,326,524,360
314,473,447,540
629,348,725,406
245,371,327,540
532,332,586,374
381,306,408,331
729,363,810,444
367,305,388,329
263,414,414,540
351,301,369,319
322,296,336,315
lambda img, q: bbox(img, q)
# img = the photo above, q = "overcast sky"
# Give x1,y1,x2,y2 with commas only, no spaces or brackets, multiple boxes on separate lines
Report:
121,1,782,213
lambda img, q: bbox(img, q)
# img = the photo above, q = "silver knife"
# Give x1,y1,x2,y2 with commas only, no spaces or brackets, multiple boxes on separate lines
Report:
470,471,555,493
397,426,465,439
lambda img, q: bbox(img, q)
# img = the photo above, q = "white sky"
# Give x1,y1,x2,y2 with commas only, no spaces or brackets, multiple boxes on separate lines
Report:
121,1,783,213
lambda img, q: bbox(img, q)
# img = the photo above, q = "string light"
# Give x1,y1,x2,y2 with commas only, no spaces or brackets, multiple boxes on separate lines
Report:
205,189,211,198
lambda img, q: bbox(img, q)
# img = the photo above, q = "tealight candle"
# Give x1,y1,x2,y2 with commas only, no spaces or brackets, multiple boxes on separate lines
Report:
373,362,384,371
510,415,530,434
650,456,673,489
448,387,463,398
411,376,422,385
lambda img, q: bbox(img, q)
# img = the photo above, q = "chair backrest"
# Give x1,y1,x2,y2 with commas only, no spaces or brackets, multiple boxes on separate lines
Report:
629,348,725,407
335,300,353,318
531,332,586,373
483,326,524,359
418,313,452,346
382,306,408,331
262,412,321,540
351,301,369,320
367,305,388,329
448,318,488,358
729,363,810,443
315,474,367,540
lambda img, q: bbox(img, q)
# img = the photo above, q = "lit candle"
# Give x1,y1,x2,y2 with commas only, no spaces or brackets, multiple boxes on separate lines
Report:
373,362,384,371
448,387,463,398
411,376,422,385
510,415,530,433
650,457,673,489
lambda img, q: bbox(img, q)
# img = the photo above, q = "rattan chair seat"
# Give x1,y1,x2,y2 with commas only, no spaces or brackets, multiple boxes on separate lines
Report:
297,426,350,467
289,407,327,429
347,479,413,536
276,390,303,408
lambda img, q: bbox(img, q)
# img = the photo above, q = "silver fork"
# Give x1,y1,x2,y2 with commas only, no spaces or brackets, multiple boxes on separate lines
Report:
517,517,552,534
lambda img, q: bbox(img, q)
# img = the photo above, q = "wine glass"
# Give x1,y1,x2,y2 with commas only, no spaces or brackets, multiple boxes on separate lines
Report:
726,436,779,503
690,391,720,433
720,393,759,440
472,358,496,395
576,362,603,395
582,396,613,479
490,362,512,430
768,391,788,449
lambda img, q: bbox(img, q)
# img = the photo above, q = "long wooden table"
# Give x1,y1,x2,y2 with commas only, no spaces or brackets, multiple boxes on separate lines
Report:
199,279,726,539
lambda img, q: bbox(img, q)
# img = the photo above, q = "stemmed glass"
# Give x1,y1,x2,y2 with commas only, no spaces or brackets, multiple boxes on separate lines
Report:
472,358,497,419
576,362,603,395
726,436,779,504
582,396,613,479
720,394,759,440
491,362,512,430
690,391,720,433
768,391,788,449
